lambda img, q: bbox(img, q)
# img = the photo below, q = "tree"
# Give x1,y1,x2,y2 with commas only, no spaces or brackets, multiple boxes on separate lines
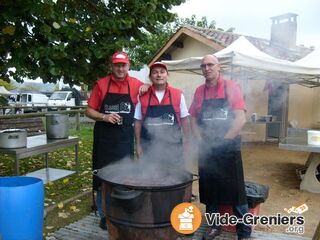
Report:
128,22,174,69
129,14,219,68
0,79,16,90
0,0,185,87
174,14,217,29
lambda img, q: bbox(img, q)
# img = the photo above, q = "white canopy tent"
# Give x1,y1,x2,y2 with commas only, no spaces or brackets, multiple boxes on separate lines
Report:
162,36,320,87
295,48,320,68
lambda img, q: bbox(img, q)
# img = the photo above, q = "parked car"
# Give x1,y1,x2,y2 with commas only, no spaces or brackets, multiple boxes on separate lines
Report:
48,91,76,110
15,93,48,113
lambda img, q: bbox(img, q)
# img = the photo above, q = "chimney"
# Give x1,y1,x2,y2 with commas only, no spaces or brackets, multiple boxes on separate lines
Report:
270,13,298,49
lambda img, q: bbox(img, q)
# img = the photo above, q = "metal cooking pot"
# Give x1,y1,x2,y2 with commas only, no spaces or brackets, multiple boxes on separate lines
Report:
46,114,69,139
94,162,196,190
111,186,144,213
0,129,27,148
94,162,198,235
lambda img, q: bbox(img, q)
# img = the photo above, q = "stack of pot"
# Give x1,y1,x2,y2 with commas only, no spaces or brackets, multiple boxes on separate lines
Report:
45,114,69,139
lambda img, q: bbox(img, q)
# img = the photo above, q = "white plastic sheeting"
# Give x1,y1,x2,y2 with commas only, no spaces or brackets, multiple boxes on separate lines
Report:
295,48,320,68
162,36,320,87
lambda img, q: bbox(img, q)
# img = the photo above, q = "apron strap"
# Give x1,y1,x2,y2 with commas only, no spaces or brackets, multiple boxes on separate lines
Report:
147,88,173,106
146,88,173,117
203,80,228,103
105,77,131,106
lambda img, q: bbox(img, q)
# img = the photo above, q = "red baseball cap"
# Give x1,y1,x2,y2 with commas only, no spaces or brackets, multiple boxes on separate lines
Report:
112,52,129,64
149,62,168,71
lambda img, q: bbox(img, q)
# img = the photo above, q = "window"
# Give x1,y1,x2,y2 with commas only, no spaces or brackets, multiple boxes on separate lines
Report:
49,92,68,100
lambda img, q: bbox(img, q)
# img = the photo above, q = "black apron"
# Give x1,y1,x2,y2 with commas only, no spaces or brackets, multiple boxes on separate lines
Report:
141,90,183,166
198,82,246,206
92,79,134,190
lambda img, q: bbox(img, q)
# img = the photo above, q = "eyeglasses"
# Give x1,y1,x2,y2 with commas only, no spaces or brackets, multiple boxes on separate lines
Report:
200,63,216,69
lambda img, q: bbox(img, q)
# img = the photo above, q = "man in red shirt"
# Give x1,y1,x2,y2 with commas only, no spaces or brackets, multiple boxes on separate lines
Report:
189,55,252,240
134,62,190,167
85,52,147,230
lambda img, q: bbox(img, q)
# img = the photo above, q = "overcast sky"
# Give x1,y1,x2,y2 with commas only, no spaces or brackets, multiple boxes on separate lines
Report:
171,0,320,48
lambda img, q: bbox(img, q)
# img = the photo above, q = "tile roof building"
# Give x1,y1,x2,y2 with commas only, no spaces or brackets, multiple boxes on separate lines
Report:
148,13,319,142
150,13,312,64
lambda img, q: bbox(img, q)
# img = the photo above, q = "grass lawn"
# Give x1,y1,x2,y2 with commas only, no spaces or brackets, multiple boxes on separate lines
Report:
0,123,95,238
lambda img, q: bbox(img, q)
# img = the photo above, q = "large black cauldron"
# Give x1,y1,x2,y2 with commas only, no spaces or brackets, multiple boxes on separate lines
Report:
94,162,197,240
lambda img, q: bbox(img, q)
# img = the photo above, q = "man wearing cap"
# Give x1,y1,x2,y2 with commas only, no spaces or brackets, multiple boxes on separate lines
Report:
85,52,148,230
134,62,190,167
189,55,251,240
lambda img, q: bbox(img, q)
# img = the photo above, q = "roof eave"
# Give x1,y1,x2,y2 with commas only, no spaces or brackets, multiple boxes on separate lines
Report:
148,26,225,66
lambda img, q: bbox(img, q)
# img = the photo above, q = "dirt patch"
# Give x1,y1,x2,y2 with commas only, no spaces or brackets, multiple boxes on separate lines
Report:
191,142,320,238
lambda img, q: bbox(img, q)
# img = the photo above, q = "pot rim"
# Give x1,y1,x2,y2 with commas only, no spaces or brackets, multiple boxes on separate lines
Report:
0,128,27,134
93,170,195,190
103,179,193,190
93,163,198,190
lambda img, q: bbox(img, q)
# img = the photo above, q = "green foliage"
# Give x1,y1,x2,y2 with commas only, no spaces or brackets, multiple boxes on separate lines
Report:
174,14,217,29
129,14,219,69
128,22,174,69
0,95,8,105
0,79,16,90
0,0,185,87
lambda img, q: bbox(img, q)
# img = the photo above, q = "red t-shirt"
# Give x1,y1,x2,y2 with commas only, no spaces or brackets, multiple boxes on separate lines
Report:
140,84,182,125
88,74,144,111
189,77,246,118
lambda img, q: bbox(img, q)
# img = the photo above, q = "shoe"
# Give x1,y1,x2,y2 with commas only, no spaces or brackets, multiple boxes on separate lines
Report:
238,237,254,240
99,217,107,230
202,227,222,240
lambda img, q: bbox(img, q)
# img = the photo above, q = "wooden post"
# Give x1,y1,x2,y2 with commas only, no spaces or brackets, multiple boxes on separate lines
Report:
76,111,80,131
313,220,320,240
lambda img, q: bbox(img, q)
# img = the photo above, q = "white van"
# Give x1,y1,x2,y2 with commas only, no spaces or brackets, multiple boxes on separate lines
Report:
16,93,48,112
48,91,76,110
